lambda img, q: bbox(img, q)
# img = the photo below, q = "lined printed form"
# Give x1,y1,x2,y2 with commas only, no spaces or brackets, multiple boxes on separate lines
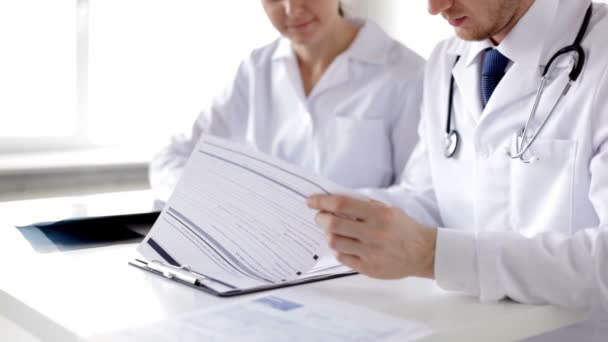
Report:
138,136,351,290
93,293,433,342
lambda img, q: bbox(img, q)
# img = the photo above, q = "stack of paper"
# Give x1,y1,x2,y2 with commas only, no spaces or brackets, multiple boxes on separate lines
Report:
136,136,356,295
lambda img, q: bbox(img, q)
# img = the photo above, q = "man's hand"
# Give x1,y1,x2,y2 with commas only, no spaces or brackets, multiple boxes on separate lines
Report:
307,194,437,279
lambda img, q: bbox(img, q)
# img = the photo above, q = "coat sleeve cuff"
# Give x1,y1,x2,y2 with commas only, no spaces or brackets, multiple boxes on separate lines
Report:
435,228,480,296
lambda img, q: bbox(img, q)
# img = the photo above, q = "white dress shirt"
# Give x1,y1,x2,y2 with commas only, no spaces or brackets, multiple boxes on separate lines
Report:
369,0,608,311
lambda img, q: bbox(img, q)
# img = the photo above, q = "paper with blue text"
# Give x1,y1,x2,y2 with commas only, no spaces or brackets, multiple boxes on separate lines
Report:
93,293,433,341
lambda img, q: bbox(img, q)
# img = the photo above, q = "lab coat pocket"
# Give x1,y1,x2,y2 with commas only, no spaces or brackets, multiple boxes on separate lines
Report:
318,117,392,188
510,138,577,234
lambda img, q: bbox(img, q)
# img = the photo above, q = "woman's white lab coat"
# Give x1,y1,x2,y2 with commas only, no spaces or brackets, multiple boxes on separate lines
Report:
372,0,608,310
150,19,425,202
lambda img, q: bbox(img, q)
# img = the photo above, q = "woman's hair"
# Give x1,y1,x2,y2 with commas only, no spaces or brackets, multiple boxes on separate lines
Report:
338,1,344,17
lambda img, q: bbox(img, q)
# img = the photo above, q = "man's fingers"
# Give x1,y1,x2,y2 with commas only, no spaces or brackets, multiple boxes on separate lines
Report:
326,234,365,256
315,211,376,242
308,194,382,221
335,252,363,271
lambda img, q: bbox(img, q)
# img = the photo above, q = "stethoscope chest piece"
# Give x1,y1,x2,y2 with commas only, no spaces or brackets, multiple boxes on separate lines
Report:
444,131,460,158
442,5,592,163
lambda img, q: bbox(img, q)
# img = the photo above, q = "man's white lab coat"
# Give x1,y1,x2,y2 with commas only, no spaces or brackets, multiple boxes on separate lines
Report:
372,0,608,310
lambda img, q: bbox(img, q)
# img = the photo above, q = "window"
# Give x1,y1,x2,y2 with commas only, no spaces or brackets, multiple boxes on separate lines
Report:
1,0,452,157
86,0,277,149
0,1,79,152
0,0,277,154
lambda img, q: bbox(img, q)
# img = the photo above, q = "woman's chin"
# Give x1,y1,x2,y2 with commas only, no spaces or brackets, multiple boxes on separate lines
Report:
288,32,323,47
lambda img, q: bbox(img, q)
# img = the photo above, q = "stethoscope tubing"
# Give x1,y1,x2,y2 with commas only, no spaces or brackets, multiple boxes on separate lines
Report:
444,4,593,162
446,56,460,136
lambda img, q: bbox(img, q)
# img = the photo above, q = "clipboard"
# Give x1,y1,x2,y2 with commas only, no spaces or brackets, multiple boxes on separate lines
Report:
128,258,357,297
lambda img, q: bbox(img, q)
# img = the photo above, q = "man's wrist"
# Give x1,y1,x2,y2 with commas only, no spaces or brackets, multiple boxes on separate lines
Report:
419,226,437,279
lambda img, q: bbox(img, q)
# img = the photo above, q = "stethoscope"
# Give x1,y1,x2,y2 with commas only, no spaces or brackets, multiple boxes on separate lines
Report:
444,4,593,162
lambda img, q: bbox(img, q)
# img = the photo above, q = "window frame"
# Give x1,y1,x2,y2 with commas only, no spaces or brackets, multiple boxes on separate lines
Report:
0,0,93,155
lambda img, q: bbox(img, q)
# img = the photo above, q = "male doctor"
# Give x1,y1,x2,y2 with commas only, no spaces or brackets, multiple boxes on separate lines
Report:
308,0,608,310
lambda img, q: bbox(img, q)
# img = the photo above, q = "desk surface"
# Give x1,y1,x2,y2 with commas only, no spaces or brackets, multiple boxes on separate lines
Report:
0,191,586,341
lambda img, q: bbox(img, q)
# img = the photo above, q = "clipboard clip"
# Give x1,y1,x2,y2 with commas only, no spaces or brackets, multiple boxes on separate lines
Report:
132,259,238,291
129,258,356,297
146,260,201,285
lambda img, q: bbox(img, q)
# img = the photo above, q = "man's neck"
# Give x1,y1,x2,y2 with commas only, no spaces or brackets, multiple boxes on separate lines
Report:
491,0,535,45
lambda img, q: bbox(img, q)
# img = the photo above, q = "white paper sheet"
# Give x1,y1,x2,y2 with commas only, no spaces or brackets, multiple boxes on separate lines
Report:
137,136,353,290
92,293,434,342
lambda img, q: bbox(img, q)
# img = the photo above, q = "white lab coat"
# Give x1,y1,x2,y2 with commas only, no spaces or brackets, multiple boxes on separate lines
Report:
150,19,425,202
370,0,608,310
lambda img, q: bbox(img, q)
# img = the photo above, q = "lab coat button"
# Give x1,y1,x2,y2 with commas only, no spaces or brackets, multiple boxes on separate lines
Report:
479,148,491,160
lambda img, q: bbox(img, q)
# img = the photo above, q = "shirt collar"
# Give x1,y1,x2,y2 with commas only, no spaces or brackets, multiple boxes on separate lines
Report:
344,18,393,65
272,36,295,61
496,0,557,67
271,18,394,65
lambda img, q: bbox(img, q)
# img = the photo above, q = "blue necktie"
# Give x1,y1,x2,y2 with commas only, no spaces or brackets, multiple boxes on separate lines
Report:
481,49,510,108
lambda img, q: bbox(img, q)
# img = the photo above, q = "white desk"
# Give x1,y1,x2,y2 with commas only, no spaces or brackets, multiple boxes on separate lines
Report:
0,191,586,341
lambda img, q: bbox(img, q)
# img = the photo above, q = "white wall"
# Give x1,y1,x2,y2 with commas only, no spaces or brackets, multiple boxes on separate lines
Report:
343,0,453,58
345,0,608,58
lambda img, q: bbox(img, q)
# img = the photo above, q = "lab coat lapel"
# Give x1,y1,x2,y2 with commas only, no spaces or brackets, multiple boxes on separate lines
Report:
308,56,350,100
306,19,390,100
276,50,350,103
271,39,308,106
481,62,541,118
452,55,484,122
482,12,582,120
283,58,308,105
481,0,587,119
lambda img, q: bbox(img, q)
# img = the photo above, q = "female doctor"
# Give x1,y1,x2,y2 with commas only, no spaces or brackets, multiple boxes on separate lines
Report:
150,0,425,202
309,0,608,311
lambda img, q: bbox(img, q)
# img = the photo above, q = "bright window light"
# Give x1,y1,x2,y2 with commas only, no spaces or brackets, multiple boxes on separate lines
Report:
0,0,77,138
386,1,453,59
0,0,457,156
86,0,278,149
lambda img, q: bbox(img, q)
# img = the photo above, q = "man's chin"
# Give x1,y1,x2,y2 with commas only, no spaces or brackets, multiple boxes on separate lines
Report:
454,27,490,42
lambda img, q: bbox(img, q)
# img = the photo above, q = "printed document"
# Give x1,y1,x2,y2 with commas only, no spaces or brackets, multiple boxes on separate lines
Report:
92,293,434,342
137,136,354,291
